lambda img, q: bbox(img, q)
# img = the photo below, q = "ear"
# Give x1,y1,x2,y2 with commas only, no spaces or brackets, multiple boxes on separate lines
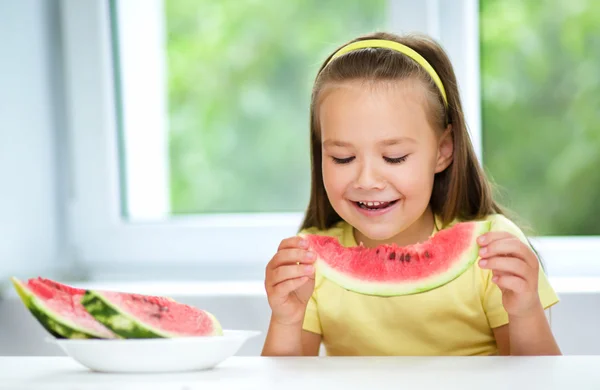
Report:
435,125,453,173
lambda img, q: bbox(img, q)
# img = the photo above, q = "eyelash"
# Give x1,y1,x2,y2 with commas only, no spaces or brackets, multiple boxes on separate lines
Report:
384,155,408,164
331,155,409,165
331,156,355,164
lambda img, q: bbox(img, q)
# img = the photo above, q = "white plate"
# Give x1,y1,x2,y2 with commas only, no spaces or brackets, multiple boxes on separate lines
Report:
47,330,261,373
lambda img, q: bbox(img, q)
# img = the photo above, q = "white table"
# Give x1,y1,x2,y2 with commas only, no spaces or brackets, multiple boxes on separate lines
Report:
2,356,599,390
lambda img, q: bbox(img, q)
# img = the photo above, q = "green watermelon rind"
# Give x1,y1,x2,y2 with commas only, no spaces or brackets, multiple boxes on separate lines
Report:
10,277,114,339
309,220,492,297
81,290,223,338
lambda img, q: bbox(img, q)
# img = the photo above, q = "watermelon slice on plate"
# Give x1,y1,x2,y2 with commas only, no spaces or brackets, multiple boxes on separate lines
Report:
302,220,491,296
10,277,259,372
81,289,223,338
10,277,117,339
12,277,223,339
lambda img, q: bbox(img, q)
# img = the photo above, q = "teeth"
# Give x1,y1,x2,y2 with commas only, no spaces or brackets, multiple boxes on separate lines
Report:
357,201,390,208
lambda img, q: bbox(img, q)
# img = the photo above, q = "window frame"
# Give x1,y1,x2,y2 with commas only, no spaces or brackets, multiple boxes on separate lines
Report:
59,0,600,278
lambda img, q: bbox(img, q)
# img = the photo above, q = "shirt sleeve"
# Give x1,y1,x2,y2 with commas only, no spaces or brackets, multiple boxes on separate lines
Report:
482,215,560,328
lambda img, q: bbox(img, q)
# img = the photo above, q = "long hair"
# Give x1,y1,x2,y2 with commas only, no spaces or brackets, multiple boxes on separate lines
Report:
300,32,505,231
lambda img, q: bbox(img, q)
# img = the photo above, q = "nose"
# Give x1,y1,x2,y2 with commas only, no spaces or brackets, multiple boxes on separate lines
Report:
353,160,386,190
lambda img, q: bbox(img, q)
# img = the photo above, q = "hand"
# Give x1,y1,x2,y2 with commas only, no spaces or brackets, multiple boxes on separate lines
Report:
477,232,542,318
265,236,316,326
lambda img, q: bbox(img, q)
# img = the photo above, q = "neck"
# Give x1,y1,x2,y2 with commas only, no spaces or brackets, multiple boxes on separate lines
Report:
353,207,435,248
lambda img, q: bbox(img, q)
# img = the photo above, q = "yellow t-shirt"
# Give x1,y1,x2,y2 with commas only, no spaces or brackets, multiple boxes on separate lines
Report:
301,213,559,356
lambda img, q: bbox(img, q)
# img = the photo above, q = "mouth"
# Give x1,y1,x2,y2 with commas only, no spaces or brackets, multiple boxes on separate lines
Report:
354,200,399,212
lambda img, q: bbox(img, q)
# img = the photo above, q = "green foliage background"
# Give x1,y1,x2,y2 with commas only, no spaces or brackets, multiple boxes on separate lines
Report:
165,0,386,214
481,0,600,235
161,0,599,235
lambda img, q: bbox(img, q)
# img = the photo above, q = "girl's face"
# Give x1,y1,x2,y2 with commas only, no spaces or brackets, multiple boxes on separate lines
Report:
318,79,453,246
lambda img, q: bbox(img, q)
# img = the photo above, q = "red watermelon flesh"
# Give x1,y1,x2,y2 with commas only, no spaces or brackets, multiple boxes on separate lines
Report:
81,290,223,338
302,220,491,296
11,277,117,339
36,277,85,296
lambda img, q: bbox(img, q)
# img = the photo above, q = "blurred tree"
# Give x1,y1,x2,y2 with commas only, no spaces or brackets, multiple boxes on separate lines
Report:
481,0,600,235
164,0,385,214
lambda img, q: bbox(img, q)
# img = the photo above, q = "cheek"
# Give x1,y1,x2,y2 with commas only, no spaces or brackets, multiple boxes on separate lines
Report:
322,161,348,198
389,158,436,196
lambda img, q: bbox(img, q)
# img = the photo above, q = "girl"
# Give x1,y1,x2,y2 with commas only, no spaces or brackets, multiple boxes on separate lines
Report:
261,32,560,356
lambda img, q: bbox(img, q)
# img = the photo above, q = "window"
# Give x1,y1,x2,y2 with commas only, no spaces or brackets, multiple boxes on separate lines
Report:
60,0,600,279
60,0,391,279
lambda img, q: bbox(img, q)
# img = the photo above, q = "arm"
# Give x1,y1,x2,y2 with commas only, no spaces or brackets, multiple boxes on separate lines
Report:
479,231,561,356
493,307,561,355
262,236,320,356
261,318,322,356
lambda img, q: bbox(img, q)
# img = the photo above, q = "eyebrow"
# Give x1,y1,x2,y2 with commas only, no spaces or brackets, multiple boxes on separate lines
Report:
378,137,416,146
322,139,352,147
322,137,416,147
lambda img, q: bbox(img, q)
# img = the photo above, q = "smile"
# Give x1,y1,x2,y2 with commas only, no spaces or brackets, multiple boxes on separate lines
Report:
356,200,396,209
350,199,400,217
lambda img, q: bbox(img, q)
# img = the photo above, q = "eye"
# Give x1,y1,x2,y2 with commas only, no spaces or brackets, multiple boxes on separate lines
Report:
331,156,355,164
384,155,408,164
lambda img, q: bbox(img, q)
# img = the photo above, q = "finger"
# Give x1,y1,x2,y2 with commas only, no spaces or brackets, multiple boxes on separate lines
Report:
270,264,315,287
479,256,529,278
269,248,316,270
479,237,526,260
492,275,529,293
278,236,309,251
272,276,310,297
492,269,512,279
477,231,514,246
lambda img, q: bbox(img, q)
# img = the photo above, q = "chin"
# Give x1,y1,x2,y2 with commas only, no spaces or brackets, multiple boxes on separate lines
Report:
355,224,400,243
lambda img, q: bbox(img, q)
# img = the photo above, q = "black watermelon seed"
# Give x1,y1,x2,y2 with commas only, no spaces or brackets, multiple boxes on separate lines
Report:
389,252,396,260
405,254,411,262
399,253,405,262
150,313,162,319
424,251,430,258
159,306,169,312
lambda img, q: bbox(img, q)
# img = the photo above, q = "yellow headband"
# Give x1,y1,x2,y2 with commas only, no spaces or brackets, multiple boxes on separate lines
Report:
325,39,448,107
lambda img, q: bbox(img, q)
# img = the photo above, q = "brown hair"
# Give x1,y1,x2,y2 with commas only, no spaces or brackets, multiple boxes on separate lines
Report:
300,32,505,231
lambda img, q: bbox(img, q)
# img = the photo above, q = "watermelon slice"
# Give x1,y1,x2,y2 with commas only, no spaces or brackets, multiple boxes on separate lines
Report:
81,290,223,338
302,220,491,296
10,277,117,339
